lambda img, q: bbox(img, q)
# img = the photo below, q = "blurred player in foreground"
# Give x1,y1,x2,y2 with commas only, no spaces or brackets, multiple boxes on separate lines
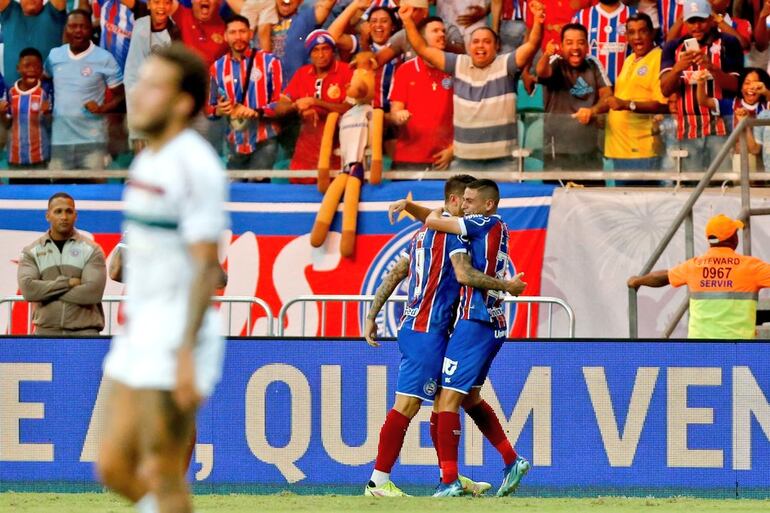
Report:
363,175,526,497
97,43,229,513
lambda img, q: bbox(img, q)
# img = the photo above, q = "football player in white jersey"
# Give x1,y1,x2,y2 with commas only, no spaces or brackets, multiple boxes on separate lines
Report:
96,43,229,513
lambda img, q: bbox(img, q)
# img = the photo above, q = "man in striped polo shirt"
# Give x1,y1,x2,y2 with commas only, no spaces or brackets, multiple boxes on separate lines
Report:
399,1,543,171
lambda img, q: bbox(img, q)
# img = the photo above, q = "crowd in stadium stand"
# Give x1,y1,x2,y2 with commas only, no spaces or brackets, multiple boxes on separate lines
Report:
2,0,770,179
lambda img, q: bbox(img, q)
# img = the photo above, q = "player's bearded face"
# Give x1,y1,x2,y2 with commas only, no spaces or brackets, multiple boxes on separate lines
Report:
129,58,179,135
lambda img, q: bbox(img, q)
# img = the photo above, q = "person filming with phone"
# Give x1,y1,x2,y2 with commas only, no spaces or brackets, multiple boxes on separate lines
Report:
660,0,742,172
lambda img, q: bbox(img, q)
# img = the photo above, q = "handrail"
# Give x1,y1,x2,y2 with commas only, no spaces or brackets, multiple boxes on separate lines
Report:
5,168,770,182
277,294,575,338
628,117,770,338
0,295,274,336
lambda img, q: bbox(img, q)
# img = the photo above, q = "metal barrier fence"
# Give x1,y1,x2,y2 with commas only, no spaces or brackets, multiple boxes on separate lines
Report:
0,295,275,337
277,294,576,338
1,294,575,338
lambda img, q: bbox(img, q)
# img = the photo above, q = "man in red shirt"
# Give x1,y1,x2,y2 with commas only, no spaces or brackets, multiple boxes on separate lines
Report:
389,16,454,170
173,0,227,66
276,29,353,180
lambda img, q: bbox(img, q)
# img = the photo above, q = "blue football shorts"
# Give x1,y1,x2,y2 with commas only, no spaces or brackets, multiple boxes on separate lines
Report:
441,319,505,394
395,326,449,402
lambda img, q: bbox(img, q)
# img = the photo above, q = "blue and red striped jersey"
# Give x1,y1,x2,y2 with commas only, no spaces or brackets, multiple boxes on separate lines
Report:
657,0,683,40
208,49,282,154
400,216,467,334
93,0,135,71
7,81,51,165
456,214,510,330
572,3,634,86
661,34,742,140
372,41,400,111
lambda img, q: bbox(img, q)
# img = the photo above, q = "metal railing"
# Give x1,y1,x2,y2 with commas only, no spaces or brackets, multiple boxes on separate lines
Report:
628,117,770,338
0,295,274,336
277,294,575,338
6,168,770,183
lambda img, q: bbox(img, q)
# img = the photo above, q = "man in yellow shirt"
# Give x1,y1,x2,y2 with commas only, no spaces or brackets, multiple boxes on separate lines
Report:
599,12,669,181
628,214,770,339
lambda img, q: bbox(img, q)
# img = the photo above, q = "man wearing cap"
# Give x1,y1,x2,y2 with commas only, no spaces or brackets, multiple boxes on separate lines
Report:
275,29,353,178
628,214,770,339
660,0,742,172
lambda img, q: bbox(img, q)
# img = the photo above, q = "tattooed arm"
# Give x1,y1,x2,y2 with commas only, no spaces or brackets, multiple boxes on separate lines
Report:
364,256,410,347
450,253,526,296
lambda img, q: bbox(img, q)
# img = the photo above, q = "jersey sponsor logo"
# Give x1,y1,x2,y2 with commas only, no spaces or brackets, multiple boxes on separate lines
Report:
360,223,421,336
442,357,458,376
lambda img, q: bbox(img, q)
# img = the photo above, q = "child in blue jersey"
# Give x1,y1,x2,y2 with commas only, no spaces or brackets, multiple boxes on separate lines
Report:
363,175,526,497
423,179,531,498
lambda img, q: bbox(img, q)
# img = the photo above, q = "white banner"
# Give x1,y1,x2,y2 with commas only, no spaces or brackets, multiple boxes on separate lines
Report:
541,188,770,338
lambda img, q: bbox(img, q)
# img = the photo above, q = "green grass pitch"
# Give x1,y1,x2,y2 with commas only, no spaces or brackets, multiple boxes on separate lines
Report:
1,493,769,513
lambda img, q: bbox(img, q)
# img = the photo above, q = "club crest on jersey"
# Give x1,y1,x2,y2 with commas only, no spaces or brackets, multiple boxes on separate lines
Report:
423,378,438,397
327,83,341,99
441,77,452,90
637,65,648,76
81,66,93,77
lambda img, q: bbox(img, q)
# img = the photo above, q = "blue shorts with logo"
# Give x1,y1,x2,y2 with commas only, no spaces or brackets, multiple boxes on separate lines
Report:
441,319,505,394
396,326,449,402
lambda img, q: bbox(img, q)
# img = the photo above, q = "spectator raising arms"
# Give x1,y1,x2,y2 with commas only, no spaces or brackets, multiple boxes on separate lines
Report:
400,1,543,171
536,23,612,171
0,0,67,85
271,0,339,84
328,0,402,110
124,0,180,153
389,16,454,170
46,9,125,173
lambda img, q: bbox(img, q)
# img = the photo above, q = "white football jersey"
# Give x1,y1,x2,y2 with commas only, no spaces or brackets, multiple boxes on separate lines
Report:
104,129,229,395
